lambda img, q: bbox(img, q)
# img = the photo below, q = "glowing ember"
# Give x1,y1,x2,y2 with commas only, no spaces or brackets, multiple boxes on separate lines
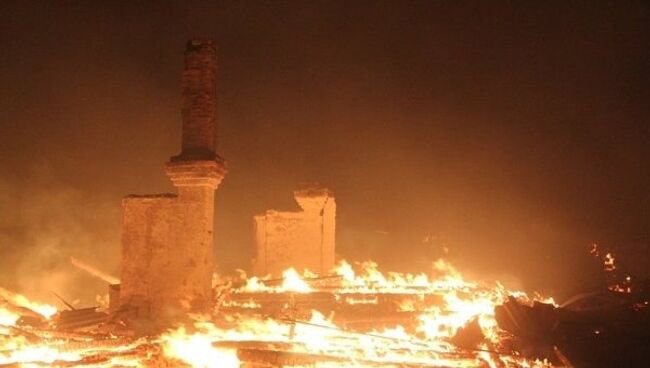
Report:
603,253,616,272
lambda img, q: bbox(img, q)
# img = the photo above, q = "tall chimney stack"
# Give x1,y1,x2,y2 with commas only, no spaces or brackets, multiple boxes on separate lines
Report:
119,39,226,328
174,39,218,161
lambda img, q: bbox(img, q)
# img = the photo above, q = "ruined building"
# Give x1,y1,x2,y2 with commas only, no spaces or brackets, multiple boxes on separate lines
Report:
253,187,336,276
118,39,226,321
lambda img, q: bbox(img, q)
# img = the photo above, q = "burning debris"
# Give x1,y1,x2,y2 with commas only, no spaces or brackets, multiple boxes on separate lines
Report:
1,243,646,367
1,258,559,367
495,292,650,367
495,246,650,367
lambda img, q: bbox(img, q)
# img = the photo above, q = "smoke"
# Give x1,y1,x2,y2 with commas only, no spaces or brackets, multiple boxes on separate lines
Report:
0,165,120,306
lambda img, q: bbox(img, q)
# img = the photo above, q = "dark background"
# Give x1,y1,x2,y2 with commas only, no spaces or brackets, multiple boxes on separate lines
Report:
0,1,648,305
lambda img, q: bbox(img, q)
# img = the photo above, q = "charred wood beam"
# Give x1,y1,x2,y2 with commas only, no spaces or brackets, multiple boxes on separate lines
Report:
237,348,350,367
50,291,76,311
55,308,108,331
237,347,455,368
70,257,120,285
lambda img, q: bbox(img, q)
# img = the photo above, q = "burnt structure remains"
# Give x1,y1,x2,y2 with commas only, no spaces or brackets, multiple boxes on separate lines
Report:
119,39,226,322
253,187,336,276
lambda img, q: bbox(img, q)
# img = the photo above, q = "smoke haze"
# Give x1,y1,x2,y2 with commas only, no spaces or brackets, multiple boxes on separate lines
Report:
0,1,648,304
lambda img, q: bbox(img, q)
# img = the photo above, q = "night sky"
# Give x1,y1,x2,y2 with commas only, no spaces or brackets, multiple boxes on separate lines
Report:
0,1,648,302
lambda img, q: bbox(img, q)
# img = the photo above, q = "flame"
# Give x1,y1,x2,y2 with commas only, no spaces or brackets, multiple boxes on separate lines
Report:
0,306,20,326
0,287,57,319
603,253,616,272
220,299,261,309
161,327,239,368
342,295,378,305
331,259,473,295
280,268,313,293
239,267,314,293
0,343,82,365
595,248,635,294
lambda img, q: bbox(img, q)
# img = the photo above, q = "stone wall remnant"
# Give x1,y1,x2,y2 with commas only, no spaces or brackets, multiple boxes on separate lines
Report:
253,187,336,276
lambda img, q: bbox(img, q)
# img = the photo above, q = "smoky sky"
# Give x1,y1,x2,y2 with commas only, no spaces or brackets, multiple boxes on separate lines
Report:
0,1,648,302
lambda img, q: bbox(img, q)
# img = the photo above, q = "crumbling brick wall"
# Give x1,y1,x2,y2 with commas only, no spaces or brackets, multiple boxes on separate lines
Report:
253,187,336,276
120,171,222,321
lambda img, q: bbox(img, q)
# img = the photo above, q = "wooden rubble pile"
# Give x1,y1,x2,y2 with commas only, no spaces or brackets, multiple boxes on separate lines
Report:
1,295,490,367
218,274,442,331
1,272,499,367
495,288,650,367
214,276,497,367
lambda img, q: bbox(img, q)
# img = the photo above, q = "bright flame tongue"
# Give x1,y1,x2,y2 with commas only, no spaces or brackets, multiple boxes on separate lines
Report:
240,267,314,293
0,306,20,326
280,267,313,293
0,287,57,319
162,329,240,368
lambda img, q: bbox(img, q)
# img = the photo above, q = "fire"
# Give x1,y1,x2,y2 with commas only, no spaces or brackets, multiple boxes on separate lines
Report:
333,260,459,294
280,268,314,293
0,343,82,365
603,253,616,271
589,245,635,294
418,289,500,341
239,267,314,293
161,327,240,368
0,258,557,367
0,306,20,326
212,258,553,367
0,287,57,319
